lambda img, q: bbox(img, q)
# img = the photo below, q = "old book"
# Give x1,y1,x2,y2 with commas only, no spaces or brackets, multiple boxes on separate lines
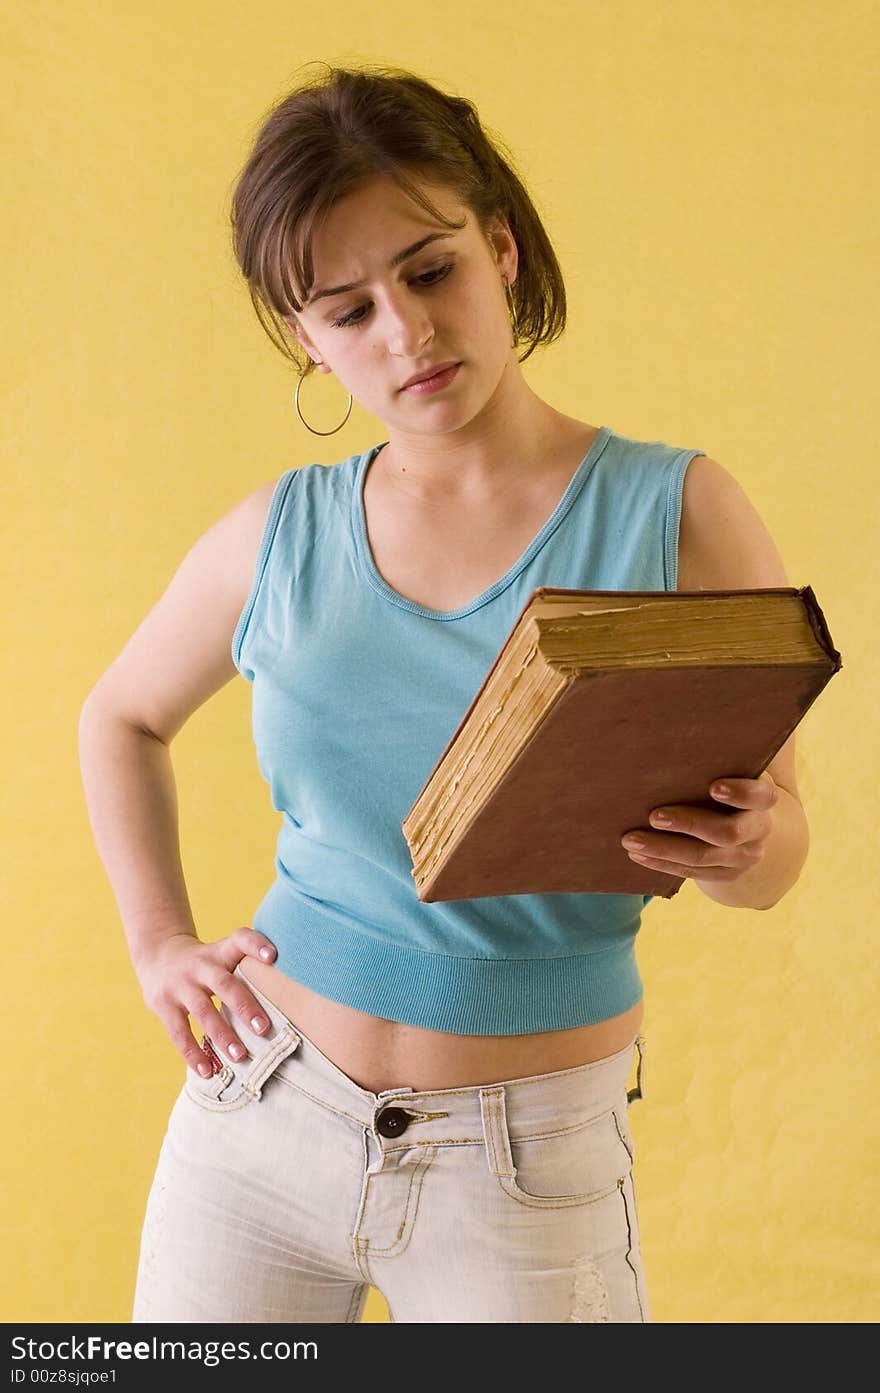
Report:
401,586,842,903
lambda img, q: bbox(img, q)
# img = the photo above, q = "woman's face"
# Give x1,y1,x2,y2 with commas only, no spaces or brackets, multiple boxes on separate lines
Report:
286,174,518,432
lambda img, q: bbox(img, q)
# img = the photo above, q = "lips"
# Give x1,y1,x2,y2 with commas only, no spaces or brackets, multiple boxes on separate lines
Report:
400,361,460,390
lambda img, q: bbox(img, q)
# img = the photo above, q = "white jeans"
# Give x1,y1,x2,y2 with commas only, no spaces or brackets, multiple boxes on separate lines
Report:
133,963,649,1323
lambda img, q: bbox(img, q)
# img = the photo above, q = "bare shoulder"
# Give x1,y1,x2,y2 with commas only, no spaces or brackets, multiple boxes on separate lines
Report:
677,454,790,592
237,477,281,586
81,475,284,743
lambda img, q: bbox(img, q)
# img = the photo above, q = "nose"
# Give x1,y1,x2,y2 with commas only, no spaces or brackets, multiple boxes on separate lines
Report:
377,288,434,358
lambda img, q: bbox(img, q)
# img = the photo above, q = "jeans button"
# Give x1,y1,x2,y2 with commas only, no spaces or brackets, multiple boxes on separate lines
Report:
376,1106,411,1138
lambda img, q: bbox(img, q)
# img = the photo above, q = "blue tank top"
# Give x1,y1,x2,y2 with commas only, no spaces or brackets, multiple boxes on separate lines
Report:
232,424,705,1034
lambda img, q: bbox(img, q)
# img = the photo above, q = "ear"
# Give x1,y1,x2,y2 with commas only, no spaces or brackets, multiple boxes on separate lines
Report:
284,314,324,367
485,215,518,285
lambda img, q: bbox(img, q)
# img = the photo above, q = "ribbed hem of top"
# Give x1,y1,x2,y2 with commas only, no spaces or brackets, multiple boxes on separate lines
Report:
252,895,643,1036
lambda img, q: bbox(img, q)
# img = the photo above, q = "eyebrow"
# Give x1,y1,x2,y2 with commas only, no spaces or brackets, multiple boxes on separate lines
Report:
306,233,456,304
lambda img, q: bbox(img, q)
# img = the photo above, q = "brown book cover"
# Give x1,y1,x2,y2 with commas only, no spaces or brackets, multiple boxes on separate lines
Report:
401,585,842,903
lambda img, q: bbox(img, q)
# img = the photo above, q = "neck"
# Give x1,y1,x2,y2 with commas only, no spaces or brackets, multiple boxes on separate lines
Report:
377,364,572,504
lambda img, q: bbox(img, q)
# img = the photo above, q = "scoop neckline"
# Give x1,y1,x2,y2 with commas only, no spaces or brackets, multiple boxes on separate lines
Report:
351,424,612,621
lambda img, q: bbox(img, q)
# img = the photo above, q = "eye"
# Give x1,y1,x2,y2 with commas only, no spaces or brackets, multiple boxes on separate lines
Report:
331,262,454,329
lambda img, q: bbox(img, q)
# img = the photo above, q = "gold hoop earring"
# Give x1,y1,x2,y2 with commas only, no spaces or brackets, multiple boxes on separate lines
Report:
295,367,353,436
504,279,520,348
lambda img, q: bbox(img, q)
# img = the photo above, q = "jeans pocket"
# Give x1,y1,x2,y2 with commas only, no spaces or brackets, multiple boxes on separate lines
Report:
183,1023,301,1113
494,1103,634,1210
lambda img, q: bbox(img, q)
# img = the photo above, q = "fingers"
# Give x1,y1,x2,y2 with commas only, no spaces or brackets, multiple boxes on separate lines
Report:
217,925,278,969
205,929,280,1060
627,834,762,869
177,991,259,1070
630,807,749,851
710,774,778,808
206,962,276,1059
144,930,279,1074
621,776,778,879
164,1008,220,1078
624,851,747,880
693,808,753,848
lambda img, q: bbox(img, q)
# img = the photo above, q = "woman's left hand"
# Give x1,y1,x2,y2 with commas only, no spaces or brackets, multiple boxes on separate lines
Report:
620,771,781,882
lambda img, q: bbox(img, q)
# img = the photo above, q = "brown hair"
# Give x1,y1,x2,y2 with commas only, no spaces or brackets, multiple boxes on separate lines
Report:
228,61,567,378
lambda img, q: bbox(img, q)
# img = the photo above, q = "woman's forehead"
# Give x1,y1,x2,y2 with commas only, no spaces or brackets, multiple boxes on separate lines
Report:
313,176,469,243
297,183,476,301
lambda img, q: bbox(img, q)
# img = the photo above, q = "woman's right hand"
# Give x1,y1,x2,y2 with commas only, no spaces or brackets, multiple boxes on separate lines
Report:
133,927,279,1076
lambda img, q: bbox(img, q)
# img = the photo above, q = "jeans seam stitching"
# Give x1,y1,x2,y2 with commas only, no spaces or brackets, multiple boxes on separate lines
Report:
355,1151,436,1257
496,1175,625,1210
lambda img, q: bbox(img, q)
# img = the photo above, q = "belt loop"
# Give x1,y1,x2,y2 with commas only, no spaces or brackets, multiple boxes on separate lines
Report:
626,1033,646,1104
479,1087,515,1178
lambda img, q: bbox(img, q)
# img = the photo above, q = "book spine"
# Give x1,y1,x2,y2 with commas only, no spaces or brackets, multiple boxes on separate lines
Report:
799,585,843,673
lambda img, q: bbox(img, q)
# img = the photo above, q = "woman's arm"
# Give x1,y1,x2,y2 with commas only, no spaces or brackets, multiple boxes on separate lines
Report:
674,454,810,910
78,478,276,953
77,479,282,1070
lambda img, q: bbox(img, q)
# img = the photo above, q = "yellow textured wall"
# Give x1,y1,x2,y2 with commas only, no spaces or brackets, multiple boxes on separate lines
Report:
4,1,876,1323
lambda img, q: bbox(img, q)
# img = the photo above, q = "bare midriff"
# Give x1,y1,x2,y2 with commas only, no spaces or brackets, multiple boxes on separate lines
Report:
237,957,644,1094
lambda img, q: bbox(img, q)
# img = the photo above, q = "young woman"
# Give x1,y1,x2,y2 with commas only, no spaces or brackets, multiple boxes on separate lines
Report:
78,64,809,1324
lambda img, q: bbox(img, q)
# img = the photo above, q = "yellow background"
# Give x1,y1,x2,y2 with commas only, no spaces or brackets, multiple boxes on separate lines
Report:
4,0,877,1323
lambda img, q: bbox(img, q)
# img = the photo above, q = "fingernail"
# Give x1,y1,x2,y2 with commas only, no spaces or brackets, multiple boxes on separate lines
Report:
251,1016,268,1032
714,784,731,798
259,947,273,960
228,1042,244,1060
196,1061,211,1077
